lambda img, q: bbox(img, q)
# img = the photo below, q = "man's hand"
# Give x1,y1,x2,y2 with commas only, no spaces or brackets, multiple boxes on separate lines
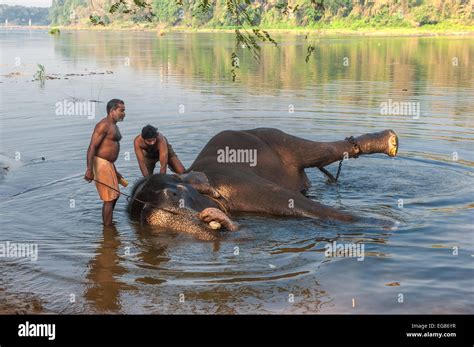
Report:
84,168,94,182
159,165,167,174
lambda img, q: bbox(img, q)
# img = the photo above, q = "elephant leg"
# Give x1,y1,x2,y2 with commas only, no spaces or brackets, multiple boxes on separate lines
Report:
284,189,358,222
212,171,395,226
247,128,398,170
246,184,357,222
224,177,396,226
294,130,399,169
214,172,358,222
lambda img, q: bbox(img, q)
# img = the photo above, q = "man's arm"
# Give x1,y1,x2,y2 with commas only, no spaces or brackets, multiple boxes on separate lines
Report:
84,122,107,182
158,135,169,175
134,136,150,177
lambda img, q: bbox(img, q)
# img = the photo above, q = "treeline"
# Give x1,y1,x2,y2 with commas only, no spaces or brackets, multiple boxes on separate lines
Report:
49,0,473,28
0,5,50,25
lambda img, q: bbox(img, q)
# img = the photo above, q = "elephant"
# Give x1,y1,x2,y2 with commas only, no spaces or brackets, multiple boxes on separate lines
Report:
128,128,398,240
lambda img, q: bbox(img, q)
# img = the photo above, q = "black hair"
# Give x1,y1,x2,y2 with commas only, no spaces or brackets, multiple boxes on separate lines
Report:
141,125,158,140
106,99,124,114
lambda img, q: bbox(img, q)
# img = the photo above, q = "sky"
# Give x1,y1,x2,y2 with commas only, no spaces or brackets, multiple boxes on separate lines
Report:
0,0,53,7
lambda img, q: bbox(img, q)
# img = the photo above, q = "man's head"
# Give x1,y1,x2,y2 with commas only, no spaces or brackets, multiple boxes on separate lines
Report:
141,125,158,145
107,99,125,122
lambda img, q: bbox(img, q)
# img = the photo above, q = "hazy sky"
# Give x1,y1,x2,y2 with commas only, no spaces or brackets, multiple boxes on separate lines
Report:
0,0,52,7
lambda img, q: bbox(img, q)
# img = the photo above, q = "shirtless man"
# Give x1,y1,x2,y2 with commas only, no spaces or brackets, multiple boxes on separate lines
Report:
134,124,185,177
84,99,126,226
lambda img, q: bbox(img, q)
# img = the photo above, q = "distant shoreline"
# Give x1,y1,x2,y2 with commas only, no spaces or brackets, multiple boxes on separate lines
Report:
2,24,474,37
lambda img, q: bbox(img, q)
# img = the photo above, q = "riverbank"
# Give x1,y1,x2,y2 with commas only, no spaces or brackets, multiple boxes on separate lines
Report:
3,23,474,37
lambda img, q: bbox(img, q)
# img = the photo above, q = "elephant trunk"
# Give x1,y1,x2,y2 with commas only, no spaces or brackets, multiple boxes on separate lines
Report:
141,204,238,241
142,206,219,241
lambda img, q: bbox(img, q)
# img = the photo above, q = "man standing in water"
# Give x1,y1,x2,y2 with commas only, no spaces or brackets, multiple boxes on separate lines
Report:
84,99,126,226
134,124,185,176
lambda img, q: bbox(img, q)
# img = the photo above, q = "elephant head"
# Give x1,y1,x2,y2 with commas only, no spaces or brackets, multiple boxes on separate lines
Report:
128,172,238,240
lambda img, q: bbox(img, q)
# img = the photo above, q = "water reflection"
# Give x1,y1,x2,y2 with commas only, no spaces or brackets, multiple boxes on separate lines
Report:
85,224,136,313
53,32,473,94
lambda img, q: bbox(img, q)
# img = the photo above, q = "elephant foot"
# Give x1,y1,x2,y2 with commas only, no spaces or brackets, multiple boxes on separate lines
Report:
386,131,399,157
198,208,238,231
354,129,399,157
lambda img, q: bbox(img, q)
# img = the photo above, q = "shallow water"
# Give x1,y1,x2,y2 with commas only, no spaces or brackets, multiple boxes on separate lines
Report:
0,29,473,314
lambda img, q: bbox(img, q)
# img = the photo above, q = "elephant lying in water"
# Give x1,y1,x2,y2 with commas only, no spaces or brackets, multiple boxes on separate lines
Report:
128,128,398,240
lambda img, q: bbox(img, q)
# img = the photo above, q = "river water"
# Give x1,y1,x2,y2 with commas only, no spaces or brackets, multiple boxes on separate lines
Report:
0,29,473,313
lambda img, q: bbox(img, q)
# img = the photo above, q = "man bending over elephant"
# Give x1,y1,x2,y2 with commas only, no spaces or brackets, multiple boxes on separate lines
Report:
134,125,185,176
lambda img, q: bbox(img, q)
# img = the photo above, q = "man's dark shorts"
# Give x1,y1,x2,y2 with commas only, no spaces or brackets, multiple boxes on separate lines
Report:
143,143,178,173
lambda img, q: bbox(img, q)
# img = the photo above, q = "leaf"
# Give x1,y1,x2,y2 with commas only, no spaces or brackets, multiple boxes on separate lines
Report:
109,3,121,14
198,0,211,12
89,15,105,26
261,29,277,46
230,51,240,82
133,0,147,8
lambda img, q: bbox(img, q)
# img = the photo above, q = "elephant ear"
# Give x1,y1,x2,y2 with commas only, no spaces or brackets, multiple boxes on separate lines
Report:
179,171,220,199
179,171,210,185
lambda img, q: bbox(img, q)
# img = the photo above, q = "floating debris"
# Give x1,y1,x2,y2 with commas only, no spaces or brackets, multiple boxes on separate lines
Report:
64,71,113,77
3,72,22,78
4,68,113,84
48,27,60,35
385,282,400,287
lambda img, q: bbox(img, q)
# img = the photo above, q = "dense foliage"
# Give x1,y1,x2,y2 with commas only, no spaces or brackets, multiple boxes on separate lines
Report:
48,0,473,28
